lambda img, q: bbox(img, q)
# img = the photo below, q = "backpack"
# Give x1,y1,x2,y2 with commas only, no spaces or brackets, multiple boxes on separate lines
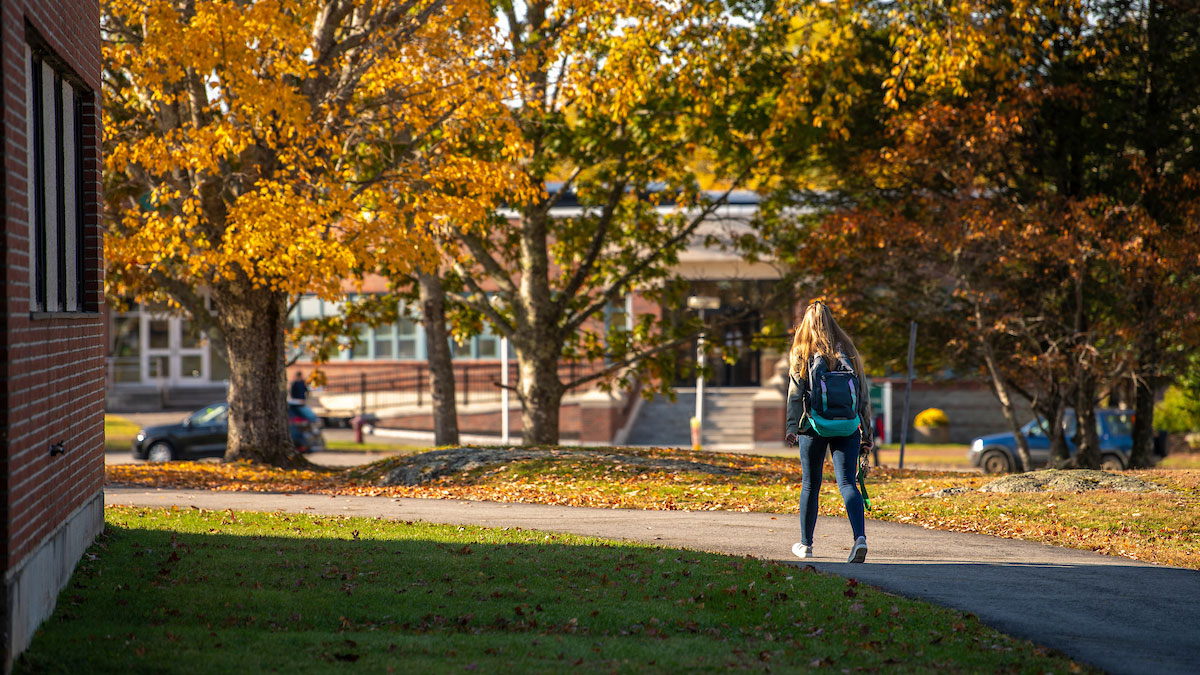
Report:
805,353,861,438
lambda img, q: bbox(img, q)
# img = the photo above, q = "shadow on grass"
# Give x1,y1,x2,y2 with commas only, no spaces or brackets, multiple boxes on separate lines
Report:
17,511,1085,674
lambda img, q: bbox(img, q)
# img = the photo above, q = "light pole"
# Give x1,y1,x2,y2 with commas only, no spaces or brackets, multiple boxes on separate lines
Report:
500,336,509,444
488,295,512,446
686,295,720,449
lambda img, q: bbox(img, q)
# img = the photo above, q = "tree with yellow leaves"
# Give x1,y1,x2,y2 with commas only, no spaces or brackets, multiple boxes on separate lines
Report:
102,0,525,465
427,0,850,445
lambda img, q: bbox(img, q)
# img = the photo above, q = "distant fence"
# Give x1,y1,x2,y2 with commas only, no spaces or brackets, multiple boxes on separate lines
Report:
317,361,608,412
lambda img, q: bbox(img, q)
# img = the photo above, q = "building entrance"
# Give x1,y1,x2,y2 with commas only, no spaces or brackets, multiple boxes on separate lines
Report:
670,279,785,388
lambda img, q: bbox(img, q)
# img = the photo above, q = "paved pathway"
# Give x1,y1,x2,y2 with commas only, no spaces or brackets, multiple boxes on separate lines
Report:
106,487,1199,674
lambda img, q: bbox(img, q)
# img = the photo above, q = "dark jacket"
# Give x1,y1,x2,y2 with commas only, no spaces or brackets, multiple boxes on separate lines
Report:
785,355,873,442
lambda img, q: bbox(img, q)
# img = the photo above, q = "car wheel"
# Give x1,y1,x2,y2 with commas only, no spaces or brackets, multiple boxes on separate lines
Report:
146,441,175,463
981,449,1014,474
1101,454,1125,471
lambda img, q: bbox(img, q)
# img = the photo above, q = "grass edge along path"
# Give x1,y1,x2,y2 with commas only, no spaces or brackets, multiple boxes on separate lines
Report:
106,446,1200,570
17,507,1090,674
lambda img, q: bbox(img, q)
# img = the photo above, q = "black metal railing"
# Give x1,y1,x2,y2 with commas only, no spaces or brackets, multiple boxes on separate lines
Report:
317,361,606,412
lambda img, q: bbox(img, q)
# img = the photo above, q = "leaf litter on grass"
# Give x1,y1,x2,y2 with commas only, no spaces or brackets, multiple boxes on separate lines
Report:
106,446,1200,569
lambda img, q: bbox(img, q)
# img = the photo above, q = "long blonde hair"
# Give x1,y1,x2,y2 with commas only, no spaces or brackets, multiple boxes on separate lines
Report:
789,301,866,382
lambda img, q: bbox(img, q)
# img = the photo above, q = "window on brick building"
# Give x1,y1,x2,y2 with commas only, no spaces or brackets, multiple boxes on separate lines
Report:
27,42,88,313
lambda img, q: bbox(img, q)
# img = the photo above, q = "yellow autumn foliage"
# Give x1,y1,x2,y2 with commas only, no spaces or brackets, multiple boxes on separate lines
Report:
102,0,530,303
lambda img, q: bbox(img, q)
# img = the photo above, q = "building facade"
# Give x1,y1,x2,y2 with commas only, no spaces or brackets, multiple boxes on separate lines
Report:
1,0,104,667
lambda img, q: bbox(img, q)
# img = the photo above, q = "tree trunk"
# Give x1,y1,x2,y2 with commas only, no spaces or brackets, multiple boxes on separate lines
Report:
1074,372,1102,469
517,344,564,445
982,352,1033,472
417,268,459,446
217,281,303,466
1047,401,1071,467
1129,372,1159,468
1127,0,1165,470
975,306,1033,471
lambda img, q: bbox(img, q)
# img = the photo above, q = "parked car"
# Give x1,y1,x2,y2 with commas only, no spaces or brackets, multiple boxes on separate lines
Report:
132,401,326,462
968,409,1137,474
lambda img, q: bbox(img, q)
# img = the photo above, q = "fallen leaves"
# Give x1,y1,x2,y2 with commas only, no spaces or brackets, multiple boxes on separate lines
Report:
106,449,1200,569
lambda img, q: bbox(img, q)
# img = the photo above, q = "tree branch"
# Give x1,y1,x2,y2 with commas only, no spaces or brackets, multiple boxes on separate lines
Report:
564,172,752,334
553,173,627,315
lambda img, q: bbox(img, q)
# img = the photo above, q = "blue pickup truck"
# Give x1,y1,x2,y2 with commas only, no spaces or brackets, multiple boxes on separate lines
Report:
967,409,1138,474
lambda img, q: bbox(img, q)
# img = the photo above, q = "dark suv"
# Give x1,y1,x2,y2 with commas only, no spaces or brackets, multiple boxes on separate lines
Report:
967,409,1141,474
132,401,325,462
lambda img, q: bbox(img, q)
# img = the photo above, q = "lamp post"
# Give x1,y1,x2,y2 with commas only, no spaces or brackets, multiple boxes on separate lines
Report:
500,336,509,444
488,295,512,446
687,295,720,449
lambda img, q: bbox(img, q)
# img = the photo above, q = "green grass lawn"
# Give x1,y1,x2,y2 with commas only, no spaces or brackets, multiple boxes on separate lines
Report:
16,507,1087,674
872,443,972,468
104,415,141,453
1161,453,1200,469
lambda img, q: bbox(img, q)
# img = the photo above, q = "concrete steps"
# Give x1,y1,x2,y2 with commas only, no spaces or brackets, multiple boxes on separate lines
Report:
624,387,758,447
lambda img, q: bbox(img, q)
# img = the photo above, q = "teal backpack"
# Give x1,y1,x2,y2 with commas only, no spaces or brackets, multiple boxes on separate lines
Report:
805,354,862,438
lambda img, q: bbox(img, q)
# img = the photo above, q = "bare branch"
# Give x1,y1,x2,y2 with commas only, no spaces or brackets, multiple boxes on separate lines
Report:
553,173,627,315
564,171,752,334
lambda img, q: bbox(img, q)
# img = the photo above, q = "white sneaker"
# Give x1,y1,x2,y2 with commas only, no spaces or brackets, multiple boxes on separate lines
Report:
792,542,813,559
847,536,867,563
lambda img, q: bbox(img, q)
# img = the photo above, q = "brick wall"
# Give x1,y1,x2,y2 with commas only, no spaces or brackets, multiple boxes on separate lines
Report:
2,0,104,666
752,389,785,444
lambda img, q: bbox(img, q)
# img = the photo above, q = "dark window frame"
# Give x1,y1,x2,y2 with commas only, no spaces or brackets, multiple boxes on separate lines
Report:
31,51,46,311
27,27,92,315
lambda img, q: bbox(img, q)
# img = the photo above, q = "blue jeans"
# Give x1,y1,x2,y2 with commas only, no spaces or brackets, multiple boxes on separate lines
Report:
796,430,865,546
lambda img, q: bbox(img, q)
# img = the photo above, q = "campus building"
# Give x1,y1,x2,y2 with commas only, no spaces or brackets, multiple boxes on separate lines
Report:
105,188,1017,446
0,1,104,668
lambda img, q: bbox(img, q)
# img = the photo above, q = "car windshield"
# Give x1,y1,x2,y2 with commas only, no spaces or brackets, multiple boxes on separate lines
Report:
1023,418,1052,437
188,404,227,425
1025,411,1121,439
1105,412,1134,436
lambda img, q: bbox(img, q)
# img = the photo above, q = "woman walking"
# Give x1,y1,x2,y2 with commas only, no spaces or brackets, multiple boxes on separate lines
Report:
785,301,873,563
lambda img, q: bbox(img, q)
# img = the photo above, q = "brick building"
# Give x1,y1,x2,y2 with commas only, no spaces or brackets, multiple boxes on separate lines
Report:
0,0,104,668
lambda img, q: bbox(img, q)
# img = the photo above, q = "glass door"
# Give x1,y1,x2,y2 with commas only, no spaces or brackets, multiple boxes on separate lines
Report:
142,315,209,386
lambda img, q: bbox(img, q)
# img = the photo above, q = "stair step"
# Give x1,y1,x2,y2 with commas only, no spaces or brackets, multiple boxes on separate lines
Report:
625,389,769,446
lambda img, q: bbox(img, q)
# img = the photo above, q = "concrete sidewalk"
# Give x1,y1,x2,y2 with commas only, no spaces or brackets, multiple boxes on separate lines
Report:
106,487,1198,675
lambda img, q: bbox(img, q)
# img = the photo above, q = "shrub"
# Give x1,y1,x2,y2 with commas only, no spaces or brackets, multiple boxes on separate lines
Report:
914,407,949,428
1155,386,1200,433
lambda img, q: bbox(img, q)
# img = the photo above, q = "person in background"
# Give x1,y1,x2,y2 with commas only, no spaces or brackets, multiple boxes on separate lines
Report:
785,301,874,563
289,370,309,403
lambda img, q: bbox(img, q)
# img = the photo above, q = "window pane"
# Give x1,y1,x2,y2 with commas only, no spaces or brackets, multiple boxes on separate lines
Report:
397,339,417,359
209,341,230,381
180,319,200,348
188,403,227,425
61,79,78,311
149,355,170,379
148,320,169,349
1105,413,1133,436
41,61,59,311
477,336,497,358
398,317,418,336
111,315,141,383
351,325,369,358
111,316,139,357
180,355,202,378
451,338,471,358
375,336,393,358
298,296,322,319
